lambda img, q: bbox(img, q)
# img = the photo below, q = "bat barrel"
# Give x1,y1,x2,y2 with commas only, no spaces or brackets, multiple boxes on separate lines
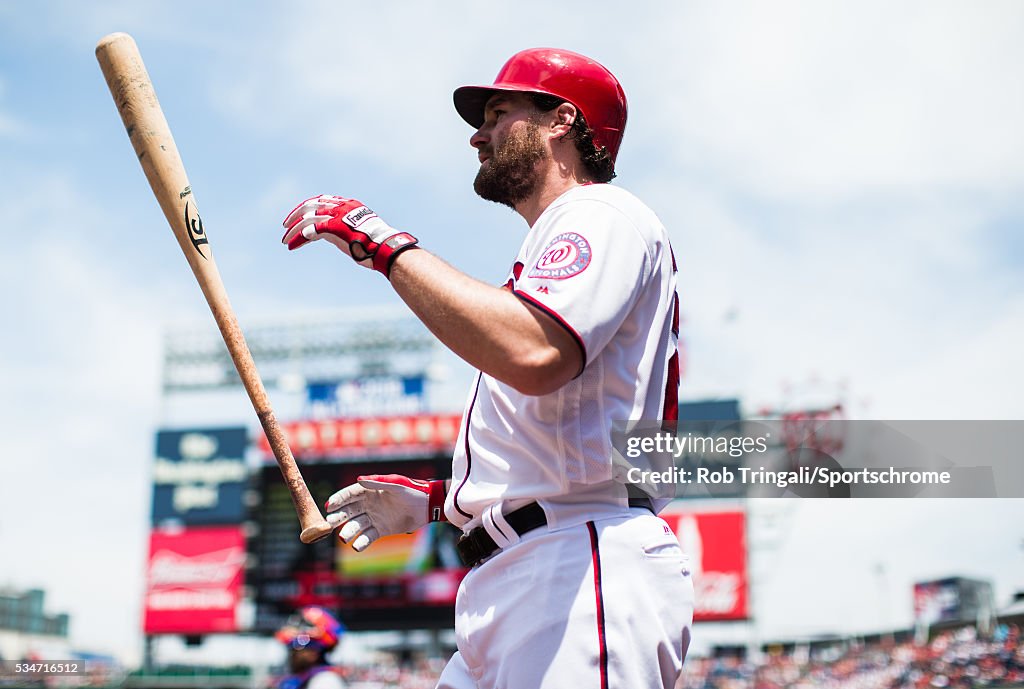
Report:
96,33,193,264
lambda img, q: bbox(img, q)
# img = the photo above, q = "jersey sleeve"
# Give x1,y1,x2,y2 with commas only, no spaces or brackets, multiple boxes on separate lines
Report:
513,199,652,368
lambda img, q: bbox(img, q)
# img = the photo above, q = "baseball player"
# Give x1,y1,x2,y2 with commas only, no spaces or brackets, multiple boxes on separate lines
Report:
274,606,347,689
281,48,693,689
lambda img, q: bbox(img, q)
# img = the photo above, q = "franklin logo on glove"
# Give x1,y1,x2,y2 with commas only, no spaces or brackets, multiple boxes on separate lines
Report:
344,206,377,227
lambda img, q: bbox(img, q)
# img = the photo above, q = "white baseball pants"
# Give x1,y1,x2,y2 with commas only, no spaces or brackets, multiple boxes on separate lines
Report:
436,510,694,689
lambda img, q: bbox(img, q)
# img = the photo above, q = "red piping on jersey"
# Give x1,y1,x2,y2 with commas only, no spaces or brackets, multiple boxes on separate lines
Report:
588,521,610,689
452,373,482,521
671,293,680,337
663,291,681,423
512,290,587,377
663,351,680,423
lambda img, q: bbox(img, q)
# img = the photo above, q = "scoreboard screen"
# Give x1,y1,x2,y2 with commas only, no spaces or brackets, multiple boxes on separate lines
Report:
249,457,466,631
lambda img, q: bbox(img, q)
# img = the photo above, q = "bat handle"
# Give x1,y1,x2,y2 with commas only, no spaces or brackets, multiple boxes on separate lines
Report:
258,410,334,544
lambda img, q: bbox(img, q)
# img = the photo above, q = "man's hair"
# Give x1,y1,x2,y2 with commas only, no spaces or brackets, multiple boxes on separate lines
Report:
528,93,616,183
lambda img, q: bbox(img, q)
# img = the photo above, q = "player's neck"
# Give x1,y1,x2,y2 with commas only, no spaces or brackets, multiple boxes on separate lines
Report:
516,159,592,227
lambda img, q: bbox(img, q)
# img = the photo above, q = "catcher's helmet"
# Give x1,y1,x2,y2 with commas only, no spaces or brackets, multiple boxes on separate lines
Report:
453,48,628,162
275,606,345,652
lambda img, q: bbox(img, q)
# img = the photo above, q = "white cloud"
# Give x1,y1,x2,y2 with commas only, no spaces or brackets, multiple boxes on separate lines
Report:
752,499,1024,640
638,1,1024,202
198,2,1024,205
647,169,1023,418
870,295,1024,418
203,1,630,171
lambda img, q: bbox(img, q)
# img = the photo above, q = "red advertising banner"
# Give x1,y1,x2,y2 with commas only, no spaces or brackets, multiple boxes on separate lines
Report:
660,508,748,621
143,526,245,634
257,414,464,459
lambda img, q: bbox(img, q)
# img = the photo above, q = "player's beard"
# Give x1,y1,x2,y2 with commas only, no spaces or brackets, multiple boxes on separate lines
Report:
473,119,548,209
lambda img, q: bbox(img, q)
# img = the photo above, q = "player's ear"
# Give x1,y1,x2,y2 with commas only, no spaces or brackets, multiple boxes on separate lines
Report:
552,103,577,136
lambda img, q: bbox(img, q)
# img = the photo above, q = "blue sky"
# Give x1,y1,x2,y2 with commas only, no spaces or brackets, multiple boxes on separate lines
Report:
1,0,1022,664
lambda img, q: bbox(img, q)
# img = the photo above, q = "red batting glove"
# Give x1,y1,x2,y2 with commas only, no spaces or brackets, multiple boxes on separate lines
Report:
281,195,419,277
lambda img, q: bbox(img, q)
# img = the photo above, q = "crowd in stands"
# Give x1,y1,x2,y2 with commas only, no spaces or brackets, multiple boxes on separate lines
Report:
680,623,1024,689
12,622,1019,688
335,657,446,689
294,622,1024,689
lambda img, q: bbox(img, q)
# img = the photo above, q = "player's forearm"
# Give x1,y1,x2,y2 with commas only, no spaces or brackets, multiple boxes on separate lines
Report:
389,248,578,394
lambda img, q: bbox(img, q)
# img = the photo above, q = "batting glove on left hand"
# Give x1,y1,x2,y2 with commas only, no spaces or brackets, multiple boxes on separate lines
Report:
281,195,419,277
324,474,447,552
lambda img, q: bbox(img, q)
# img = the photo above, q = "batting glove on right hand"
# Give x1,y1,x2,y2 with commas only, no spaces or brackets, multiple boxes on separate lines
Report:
281,195,419,277
325,474,447,552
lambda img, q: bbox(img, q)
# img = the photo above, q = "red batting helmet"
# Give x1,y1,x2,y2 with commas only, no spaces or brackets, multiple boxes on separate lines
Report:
453,48,628,162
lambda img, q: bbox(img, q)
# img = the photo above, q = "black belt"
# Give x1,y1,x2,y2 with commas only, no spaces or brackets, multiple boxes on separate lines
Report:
456,502,546,568
456,498,654,568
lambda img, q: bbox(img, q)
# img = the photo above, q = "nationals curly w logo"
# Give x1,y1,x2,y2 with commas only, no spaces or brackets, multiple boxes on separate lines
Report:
184,201,209,259
528,232,592,280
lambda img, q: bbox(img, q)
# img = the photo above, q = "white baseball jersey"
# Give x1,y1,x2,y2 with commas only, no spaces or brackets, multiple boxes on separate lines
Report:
445,183,680,531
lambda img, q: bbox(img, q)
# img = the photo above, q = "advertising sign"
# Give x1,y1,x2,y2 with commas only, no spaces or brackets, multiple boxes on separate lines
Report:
257,414,463,460
660,507,748,621
914,579,961,625
143,526,246,634
151,427,248,525
307,376,426,419
913,577,992,625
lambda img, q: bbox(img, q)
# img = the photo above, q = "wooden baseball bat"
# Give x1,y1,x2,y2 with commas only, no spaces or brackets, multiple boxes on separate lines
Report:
96,32,333,544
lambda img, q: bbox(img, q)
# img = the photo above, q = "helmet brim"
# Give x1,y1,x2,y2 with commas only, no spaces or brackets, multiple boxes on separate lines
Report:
453,86,494,129
453,84,560,129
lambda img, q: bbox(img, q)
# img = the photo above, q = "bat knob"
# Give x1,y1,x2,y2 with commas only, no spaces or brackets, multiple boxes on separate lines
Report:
300,520,335,544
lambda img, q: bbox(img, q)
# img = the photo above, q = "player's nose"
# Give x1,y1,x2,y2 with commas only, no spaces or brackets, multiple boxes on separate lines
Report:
470,127,489,151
